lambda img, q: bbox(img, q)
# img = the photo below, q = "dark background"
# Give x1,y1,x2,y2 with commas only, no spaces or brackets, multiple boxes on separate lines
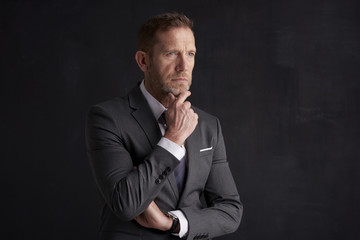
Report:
2,0,360,239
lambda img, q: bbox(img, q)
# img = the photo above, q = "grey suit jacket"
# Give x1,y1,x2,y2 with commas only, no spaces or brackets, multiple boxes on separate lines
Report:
86,84,242,240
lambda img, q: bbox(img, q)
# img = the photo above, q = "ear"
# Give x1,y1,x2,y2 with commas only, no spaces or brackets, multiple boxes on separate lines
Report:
135,51,149,72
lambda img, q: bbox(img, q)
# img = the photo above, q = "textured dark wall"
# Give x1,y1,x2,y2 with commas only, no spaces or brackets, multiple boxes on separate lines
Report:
2,0,360,239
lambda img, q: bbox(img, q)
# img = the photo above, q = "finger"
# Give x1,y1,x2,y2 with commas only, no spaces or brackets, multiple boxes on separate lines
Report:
150,201,160,210
149,201,156,207
194,113,199,120
175,91,191,104
168,92,176,102
183,101,191,109
165,93,177,107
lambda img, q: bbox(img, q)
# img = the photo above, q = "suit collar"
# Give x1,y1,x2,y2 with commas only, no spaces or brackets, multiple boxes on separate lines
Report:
128,82,146,110
128,84,162,149
139,80,166,121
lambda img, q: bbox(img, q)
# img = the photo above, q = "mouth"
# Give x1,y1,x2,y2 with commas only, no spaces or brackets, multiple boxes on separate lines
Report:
171,77,188,82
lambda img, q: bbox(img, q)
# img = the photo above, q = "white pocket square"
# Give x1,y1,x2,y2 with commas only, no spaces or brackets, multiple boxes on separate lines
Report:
200,147,213,152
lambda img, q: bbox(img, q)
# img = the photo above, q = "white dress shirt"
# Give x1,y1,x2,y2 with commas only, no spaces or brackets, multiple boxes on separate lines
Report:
140,80,189,238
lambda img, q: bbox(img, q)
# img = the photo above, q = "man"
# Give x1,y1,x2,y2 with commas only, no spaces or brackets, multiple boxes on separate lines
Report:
86,13,242,240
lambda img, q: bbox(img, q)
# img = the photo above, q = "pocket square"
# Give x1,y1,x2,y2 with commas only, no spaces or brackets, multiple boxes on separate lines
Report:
200,147,213,152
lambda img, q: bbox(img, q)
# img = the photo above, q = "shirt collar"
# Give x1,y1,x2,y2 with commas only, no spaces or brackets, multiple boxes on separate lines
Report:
140,80,166,121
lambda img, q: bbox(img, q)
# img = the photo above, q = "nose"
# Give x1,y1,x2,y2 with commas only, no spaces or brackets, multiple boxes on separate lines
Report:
175,53,189,72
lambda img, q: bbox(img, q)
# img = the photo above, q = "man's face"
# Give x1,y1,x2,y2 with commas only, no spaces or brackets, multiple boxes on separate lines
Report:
144,27,196,99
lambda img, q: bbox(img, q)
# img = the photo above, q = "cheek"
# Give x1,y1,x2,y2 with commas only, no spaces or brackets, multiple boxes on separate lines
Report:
161,65,175,77
189,59,195,69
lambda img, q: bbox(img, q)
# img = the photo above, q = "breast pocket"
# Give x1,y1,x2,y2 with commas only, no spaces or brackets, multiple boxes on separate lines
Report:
199,146,213,172
199,146,213,157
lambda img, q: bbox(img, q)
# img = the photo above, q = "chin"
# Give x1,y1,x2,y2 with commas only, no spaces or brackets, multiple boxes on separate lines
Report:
163,82,190,96
164,86,190,97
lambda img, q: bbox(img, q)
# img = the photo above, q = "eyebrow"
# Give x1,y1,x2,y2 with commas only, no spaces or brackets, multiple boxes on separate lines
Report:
161,48,197,53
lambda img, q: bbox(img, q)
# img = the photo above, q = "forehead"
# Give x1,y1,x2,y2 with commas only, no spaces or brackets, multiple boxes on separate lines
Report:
153,27,195,50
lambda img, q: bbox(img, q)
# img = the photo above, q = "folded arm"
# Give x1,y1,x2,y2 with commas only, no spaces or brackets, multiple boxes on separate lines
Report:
86,105,179,220
181,119,243,239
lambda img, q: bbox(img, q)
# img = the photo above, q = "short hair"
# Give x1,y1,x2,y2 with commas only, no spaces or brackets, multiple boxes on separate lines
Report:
137,12,194,53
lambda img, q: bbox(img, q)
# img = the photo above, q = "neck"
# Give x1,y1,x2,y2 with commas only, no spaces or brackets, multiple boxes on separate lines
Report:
144,80,170,108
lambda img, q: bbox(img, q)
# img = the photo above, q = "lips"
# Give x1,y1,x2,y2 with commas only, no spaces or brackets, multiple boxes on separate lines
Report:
172,77,188,82
171,74,189,82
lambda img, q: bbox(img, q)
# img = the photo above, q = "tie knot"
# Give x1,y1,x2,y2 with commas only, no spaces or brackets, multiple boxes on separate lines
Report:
158,111,167,127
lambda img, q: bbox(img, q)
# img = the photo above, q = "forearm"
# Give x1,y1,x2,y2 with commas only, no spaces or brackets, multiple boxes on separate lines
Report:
181,166,242,240
181,120,243,239
86,105,181,220
89,145,180,220
181,199,242,239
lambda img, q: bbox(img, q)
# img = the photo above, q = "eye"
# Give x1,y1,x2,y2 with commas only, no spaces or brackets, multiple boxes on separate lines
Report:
188,52,196,57
167,52,176,56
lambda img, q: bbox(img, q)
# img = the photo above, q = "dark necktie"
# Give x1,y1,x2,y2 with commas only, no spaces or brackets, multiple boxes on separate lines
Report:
158,111,186,194
158,111,167,127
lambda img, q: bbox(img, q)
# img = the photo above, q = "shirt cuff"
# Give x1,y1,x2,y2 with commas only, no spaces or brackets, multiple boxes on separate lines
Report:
170,210,189,238
157,137,186,160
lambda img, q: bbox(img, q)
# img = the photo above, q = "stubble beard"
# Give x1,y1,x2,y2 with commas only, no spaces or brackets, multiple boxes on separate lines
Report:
149,70,192,97
161,80,191,97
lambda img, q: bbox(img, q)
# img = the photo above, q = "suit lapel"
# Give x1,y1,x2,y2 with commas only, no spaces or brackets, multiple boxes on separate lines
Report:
129,85,162,149
128,85,179,201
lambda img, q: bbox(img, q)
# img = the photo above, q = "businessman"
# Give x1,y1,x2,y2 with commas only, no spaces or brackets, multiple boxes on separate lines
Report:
86,12,242,239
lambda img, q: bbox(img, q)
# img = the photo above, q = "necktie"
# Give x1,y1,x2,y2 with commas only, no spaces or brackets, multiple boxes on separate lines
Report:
158,111,186,194
158,111,167,127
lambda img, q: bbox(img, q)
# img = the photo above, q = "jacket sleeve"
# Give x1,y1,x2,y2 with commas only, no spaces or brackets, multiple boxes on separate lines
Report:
180,118,243,239
85,105,180,220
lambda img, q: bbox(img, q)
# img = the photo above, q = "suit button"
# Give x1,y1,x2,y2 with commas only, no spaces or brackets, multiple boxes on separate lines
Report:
155,178,161,184
165,167,171,172
159,174,164,180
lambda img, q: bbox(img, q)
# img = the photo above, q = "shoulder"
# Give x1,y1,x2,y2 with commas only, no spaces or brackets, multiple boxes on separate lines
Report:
87,84,143,118
86,96,130,123
92,96,129,113
85,97,131,135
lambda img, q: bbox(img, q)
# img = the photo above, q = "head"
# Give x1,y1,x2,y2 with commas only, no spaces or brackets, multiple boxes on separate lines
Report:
135,13,196,104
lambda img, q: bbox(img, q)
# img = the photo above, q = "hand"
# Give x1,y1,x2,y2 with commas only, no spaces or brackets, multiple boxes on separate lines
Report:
164,91,198,146
134,201,173,231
